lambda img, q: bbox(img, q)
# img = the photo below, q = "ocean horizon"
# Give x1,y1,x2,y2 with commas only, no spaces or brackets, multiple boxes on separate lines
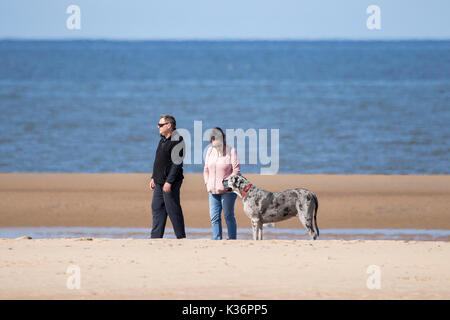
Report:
1,40,449,174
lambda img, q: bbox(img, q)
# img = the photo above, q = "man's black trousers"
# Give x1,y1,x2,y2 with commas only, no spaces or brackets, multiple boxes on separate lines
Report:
151,179,186,239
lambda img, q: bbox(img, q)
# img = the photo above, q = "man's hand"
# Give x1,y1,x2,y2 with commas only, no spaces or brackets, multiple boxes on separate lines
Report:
149,178,155,190
163,182,172,193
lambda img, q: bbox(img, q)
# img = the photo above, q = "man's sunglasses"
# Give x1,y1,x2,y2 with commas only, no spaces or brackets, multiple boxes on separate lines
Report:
158,122,170,128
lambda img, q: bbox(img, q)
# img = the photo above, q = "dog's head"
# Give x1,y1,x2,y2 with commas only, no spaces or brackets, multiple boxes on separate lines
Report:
222,175,251,197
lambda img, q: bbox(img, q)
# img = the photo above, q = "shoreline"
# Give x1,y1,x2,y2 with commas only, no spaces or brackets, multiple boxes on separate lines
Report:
1,226,450,242
1,174,449,299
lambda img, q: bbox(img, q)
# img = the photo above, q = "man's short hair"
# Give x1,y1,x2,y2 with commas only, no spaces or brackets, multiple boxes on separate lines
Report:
160,114,176,130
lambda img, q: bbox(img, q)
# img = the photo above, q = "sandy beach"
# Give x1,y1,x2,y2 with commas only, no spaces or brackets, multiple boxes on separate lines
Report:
1,238,449,299
1,173,449,229
1,173,449,299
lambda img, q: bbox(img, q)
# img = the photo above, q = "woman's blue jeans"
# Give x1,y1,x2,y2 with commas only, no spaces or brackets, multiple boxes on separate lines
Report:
209,192,238,240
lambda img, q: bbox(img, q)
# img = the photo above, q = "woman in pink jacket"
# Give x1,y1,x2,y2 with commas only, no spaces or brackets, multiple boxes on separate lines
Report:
203,127,241,240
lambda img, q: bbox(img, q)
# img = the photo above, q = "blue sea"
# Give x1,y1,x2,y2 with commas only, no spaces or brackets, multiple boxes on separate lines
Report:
1,40,449,174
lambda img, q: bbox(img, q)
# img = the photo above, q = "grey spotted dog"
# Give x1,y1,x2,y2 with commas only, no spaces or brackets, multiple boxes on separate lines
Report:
222,175,319,240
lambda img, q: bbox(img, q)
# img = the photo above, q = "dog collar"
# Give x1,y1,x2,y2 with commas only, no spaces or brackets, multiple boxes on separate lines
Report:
241,184,253,198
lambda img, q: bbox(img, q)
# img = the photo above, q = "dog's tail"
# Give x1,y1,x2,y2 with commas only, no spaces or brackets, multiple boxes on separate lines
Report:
312,194,319,239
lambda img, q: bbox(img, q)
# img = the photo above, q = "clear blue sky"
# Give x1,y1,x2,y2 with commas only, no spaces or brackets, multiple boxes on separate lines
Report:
1,0,449,40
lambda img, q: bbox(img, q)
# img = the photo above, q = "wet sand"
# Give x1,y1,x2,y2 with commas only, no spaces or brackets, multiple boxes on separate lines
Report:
1,174,449,299
0,173,449,230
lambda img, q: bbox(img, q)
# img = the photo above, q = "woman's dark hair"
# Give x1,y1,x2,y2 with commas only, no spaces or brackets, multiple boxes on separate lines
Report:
210,127,227,154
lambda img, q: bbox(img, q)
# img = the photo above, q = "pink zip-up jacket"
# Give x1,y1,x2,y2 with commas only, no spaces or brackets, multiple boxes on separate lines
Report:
203,145,240,194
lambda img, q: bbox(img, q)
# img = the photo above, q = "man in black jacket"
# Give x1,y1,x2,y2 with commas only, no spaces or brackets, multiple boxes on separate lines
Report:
149,114,186,239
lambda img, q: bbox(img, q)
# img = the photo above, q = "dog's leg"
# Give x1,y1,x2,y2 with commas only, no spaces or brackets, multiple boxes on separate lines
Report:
297,202,317,240
251,219,263,240
251,219,258,240
258,222,263,240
